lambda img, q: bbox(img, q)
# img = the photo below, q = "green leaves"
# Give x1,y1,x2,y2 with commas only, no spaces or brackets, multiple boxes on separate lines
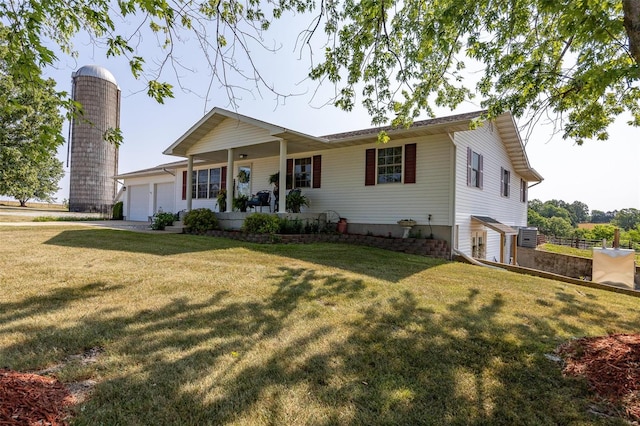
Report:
310,0,640,143
2,0,639,143
147,80,174,103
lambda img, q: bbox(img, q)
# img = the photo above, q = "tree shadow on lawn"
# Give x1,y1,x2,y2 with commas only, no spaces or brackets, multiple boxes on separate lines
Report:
4,266,640,424
44,229,237,256
44,229,445,282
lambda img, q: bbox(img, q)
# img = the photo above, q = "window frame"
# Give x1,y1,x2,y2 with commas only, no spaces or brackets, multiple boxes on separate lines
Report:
467,147,483,189
189,167,223,199
500,167,511,198
377,146,403,184
520,178,527,203
294,157,312,188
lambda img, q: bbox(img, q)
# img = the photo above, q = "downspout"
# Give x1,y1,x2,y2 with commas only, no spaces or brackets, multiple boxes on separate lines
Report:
186,155,193,211
446,131,457,260
278,139,287,213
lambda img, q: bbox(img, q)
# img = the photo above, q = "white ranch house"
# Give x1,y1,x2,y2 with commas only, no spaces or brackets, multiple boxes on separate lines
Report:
115,108,542,262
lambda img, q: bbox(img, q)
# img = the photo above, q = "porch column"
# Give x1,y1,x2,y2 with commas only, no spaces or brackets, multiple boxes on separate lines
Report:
278,139,287,213
500,233,505,263
186,155,193,211
511,234,518,265
226,148,235,212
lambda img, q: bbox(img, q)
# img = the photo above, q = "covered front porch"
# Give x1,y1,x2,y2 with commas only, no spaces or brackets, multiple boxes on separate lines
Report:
162,108,334,215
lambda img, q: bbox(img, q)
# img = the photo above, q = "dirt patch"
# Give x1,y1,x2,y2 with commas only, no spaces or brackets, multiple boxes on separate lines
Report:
558,333,640,422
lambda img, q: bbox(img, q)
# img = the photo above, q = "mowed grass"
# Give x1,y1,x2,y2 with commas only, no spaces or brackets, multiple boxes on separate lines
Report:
541,243,640,263
1,226,639,425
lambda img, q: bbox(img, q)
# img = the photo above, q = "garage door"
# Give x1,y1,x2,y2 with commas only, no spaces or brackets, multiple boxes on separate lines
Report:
128,185,150,221
155,182,175,214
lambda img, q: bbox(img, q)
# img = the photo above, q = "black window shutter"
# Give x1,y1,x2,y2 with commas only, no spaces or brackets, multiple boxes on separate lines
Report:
478,154,484,189
466,147,472,186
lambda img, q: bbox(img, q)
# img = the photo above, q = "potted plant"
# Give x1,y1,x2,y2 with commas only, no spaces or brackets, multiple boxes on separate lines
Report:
233,194,249,212
216,189,227,212
286,190,309,213
237,169,250,183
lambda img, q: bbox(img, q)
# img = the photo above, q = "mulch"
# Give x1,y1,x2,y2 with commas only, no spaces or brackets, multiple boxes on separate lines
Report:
1,334,638,424
558,333,640,421
0,369,74,426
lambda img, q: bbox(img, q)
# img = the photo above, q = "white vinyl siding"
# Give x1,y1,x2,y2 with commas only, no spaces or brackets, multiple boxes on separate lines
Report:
308,135,452,225
455,124,528,260
188,118,278,154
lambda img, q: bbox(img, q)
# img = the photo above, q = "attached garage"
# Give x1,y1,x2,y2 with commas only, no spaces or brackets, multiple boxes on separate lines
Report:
127,184,150,221
154,182,175,214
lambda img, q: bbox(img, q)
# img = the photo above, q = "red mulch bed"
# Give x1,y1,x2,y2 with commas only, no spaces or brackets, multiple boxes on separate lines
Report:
558,333,640,421
0,369,74,426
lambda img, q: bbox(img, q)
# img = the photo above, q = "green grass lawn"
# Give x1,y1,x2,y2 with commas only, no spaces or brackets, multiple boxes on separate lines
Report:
1,225,638,425
540,243,640,263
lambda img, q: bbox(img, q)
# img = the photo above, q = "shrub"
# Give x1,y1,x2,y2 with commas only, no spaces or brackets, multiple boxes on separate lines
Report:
242,213,281,234
151,212,177,230
279,217,304,234
183,208,218,233
112,201,123,220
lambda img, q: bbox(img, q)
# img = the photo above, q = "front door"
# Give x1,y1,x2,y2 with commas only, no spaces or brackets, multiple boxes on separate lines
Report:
236,165,251,198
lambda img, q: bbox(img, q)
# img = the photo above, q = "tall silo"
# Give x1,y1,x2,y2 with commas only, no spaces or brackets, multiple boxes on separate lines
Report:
68,64,121,213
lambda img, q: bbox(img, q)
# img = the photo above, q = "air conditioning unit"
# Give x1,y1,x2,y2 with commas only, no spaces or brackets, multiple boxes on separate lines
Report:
518,227,538,248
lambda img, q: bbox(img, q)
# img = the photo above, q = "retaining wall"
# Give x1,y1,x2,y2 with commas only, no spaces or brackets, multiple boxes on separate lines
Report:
192,229,450,259
517,247,639,289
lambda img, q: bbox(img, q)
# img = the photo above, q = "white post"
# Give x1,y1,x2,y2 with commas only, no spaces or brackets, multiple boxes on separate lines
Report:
278,139,287,213
186,155,193,211
226,148,235,212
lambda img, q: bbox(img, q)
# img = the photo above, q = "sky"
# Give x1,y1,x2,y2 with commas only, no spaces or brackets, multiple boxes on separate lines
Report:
39,13,640,213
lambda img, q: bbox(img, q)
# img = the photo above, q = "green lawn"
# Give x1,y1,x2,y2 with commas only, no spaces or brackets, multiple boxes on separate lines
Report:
540,243,640,263
1,225,638,425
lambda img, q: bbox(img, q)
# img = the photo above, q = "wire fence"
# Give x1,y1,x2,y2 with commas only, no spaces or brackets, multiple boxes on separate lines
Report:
542,235,640,252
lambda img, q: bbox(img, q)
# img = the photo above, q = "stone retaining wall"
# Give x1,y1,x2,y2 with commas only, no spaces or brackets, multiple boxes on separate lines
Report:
193,229,450,259
517,247,639,289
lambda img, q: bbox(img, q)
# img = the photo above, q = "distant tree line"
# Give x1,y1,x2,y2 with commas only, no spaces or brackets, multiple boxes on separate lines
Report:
528,199,640,246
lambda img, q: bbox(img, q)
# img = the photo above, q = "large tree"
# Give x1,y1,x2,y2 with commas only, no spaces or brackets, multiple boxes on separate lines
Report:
0,147,64,206
1,0,639,144
0,35,66,206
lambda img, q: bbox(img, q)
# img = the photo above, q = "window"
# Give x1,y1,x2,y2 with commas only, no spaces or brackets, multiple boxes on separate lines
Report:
377,146,403,184
466,148,483,189
209,168,221,198
501,167,511,197
365,144,416,186
520,178,527,203
294,157,312,188
188,167,223,199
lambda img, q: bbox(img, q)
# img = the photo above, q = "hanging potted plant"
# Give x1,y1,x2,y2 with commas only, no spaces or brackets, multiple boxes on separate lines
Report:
237,169,250,183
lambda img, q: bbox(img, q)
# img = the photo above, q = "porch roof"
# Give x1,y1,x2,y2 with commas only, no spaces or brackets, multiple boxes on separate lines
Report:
472,216,518,235
160,107,542,182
